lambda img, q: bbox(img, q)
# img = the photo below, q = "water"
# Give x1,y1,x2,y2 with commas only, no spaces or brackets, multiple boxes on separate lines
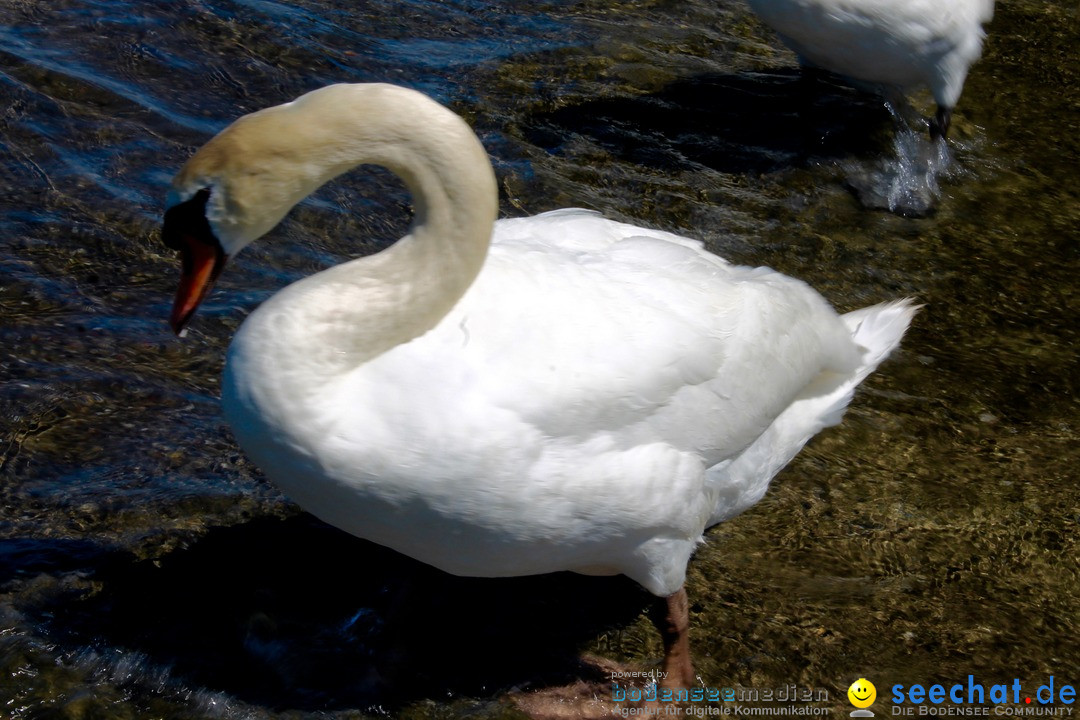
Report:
1,0,1077,718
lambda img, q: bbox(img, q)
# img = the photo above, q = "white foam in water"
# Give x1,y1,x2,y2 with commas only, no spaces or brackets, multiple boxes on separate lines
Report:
845,101,955,217
68,646,254,718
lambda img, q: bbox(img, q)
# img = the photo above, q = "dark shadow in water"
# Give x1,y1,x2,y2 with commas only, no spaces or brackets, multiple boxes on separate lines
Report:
0,537,121,586
522,69,893,174
33,514,651,712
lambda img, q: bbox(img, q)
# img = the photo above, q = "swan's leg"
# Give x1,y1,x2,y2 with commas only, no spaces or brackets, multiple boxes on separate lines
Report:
651,586,694,689
930,105,952,140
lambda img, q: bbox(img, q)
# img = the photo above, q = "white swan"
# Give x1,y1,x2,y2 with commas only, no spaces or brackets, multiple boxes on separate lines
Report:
744,0,994,138
163,83,916,689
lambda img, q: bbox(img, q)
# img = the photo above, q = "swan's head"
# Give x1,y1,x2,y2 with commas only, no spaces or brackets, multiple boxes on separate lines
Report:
163,83,498,336
163,92,322,335
162,84,382,336
162,110,298,336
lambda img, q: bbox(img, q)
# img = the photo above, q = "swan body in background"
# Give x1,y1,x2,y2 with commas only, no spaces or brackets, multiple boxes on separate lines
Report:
163,83,916,688
745,0,994,138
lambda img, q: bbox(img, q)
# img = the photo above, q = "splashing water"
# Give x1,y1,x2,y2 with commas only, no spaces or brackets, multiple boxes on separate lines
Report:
844,102,954,217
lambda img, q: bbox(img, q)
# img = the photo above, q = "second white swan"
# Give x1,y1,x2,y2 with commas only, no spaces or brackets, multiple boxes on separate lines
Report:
745,0,994,138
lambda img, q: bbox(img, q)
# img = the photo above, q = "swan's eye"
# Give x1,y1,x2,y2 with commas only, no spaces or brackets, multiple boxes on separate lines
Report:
163,188,214,251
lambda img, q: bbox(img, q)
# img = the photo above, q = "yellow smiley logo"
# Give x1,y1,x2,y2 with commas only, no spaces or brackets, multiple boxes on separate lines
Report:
848,678,877,708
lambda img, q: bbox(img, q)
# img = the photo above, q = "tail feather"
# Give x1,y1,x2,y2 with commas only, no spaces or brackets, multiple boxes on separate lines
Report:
706,298,918,527
842,298,921,375
810,298,919,430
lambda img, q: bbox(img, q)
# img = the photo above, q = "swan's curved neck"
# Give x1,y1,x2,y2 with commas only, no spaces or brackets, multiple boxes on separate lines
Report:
190,85,498,380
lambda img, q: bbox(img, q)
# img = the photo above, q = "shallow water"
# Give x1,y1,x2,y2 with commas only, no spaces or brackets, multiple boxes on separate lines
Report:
0,0,1077,717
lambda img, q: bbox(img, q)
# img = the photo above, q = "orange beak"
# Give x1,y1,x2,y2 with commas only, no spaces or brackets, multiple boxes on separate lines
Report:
169,233,227,336
164,188,226,336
